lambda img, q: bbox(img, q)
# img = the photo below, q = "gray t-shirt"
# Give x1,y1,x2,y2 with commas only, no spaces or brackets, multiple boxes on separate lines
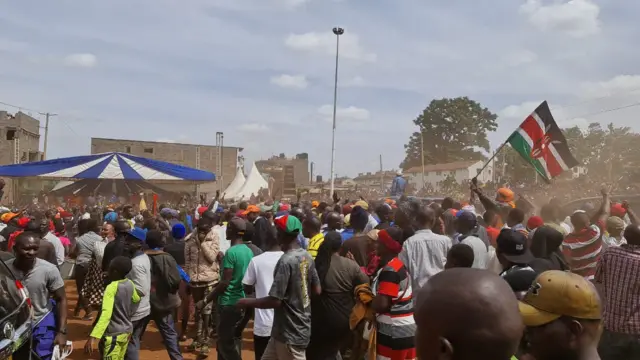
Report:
127,252,151,321
7,258,65,321
44,232,65,266
75,232,102,266
268,248,320,347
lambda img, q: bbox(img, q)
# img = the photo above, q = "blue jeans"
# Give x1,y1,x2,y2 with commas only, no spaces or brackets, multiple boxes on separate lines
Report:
124,311,183,360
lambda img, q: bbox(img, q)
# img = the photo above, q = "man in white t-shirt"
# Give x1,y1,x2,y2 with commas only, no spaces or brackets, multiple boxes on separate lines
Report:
242,237,284,360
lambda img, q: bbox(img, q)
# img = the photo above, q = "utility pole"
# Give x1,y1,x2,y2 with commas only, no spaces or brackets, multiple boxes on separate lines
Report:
379,154,384,193
329,26,344,199
420,130,425,191
40,112,57,160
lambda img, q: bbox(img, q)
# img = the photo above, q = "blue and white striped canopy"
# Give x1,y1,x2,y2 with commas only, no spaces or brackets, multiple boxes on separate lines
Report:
0,152,215,181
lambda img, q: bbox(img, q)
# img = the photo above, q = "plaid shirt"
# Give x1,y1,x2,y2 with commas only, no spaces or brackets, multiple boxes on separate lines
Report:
595,244,640,334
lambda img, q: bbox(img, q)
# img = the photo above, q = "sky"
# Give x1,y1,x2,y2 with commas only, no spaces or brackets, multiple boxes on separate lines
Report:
1,0,640,178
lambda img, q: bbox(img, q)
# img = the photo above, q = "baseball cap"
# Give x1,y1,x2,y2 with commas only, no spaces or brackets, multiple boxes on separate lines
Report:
128,227,147,242
274,215,302,235
456,210,477,225
496,229,534,264
519,270,602,327
229,217,247,234
242,205,260,216
526,216,544,231
610,203,627,218
1,212,20,223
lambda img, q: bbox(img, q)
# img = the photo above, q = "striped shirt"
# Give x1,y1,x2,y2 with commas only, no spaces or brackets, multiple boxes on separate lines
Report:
373,257,416,360
562,221,604,280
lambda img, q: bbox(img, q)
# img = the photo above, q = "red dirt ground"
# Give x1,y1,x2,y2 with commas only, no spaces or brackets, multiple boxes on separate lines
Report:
63,281,256,360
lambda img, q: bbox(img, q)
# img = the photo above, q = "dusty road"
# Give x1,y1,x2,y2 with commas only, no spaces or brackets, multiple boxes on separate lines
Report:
64,281,256,360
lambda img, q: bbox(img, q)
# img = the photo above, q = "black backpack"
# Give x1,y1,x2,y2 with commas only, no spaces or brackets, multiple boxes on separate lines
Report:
148,252,181,294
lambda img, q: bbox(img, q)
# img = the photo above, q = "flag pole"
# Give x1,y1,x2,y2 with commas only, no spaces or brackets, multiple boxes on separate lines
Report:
475,133,514,180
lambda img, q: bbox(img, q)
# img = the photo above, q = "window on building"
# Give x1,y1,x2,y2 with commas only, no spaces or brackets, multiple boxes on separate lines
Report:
181,149,185,161
143,148,154,154
6,129,16,140
125,146,131,153
477,169,481,174
436,171,441,175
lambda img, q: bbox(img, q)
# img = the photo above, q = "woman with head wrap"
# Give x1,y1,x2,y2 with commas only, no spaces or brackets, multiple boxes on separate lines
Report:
307,231,369,360
371,227,416,360
529,226,569,271
602,216,627,250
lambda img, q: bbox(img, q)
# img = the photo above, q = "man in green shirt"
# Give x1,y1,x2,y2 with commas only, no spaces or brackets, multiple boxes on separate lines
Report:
197,217,253,360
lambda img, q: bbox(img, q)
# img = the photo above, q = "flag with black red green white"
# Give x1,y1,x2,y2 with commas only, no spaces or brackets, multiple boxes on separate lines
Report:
507,101,579,182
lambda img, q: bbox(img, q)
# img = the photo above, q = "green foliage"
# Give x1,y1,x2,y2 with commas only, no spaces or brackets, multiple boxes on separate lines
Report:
295,153,309,160
437,174,459,193
401,97,497,170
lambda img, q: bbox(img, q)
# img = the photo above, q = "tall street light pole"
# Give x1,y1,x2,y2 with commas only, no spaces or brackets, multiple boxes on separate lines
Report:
329,26,344,199
420,130,425,191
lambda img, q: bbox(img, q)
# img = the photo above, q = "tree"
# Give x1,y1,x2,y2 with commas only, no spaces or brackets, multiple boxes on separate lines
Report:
401,97,498,170
437,174,459,194
295,153,309,160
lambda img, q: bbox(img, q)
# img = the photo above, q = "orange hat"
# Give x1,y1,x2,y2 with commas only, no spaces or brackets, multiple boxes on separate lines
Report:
1,212,20,223
312,201,319,208
242,205,261,216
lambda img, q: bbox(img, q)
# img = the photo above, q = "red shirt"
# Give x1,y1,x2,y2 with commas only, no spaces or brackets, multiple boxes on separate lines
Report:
486,226,500,248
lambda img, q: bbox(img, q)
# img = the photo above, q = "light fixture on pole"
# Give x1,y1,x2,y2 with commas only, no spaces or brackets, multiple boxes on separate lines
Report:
329,27,344,199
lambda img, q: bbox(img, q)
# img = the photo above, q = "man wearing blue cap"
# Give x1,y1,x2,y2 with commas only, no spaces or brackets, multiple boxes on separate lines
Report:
123,227,153,360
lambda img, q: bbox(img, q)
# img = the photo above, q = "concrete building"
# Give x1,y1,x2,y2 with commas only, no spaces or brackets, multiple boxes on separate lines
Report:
405,160,493,192
255,155,310,188
91,137,242,194
0,111,43,204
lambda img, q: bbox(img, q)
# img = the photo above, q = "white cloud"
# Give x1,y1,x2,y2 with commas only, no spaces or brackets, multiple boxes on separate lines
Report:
270,74,309,89
63,53,97,68
237,123,271,133
317,104,370,122
504,49,538,67
285,31,377,62
342,76,366,87
499,101,589,130
499,101,543,119
581,75,640,98
519,0,601,38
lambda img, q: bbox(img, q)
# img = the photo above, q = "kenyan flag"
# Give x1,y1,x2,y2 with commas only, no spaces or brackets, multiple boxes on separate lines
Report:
507,101,579,182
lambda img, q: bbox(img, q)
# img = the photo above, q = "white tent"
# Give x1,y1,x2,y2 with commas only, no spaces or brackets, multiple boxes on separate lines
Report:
222,167,246,199
233,162,269,200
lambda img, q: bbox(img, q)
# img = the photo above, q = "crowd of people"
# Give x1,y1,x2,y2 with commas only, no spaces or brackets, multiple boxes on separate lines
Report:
1,180,639,360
